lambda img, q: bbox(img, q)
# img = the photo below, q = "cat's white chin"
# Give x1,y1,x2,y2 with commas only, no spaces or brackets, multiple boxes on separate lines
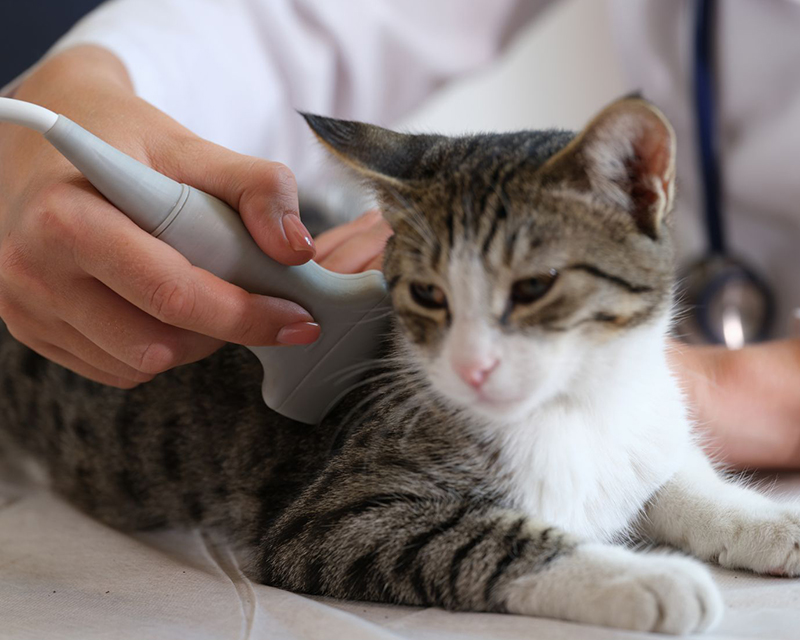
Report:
474,395,526,414
457,392,540,422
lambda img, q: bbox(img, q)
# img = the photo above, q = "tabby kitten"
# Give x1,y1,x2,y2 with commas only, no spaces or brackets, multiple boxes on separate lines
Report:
2,97,799,635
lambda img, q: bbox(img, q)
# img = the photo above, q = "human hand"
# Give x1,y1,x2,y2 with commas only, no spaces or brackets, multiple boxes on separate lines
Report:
0,46,319,389
668,339,800,469
314,209,392,274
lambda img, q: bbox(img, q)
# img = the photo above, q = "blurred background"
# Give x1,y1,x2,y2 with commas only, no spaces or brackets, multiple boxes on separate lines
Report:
0,0,105,88
1,0,625,131
400,0,626,133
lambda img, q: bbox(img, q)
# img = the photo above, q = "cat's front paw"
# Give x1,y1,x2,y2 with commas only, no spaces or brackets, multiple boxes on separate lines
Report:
710,506,800,576
504,544,723,634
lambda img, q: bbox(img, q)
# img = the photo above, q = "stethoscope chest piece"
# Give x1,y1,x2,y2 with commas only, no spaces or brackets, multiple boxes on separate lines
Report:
680,254,774,348
680,0,775,348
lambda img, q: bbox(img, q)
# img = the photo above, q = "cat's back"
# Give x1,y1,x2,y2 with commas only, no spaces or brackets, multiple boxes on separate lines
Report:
0,323,336,540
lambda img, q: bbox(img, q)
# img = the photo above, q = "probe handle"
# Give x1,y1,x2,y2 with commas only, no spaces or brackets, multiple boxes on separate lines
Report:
44,115,348,308
42,115,390,423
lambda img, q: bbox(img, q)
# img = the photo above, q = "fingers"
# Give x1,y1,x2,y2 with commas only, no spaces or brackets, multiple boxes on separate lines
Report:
26,340,144,389
69,195,319,347
364,254,384,272
4,307,153,387
59,277,224,375
316,211,393,274
5,281,224,385
161,138,316,266
314,209,383,261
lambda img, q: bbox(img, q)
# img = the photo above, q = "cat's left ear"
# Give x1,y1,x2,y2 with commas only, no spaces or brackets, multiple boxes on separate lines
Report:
300,112,442,185
538,97,676,240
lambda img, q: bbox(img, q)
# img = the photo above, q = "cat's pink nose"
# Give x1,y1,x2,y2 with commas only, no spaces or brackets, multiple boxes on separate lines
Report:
455,358,499,390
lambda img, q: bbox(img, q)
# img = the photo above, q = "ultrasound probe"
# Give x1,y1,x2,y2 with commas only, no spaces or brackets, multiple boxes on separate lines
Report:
0,97,391,424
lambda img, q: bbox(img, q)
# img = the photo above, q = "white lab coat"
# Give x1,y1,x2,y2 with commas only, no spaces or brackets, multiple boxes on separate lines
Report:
27,0,553,182
8,0,800,335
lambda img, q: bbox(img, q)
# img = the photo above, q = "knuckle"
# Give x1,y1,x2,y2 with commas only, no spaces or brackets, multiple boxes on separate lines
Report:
31,188,79,247
147,277,198,326
216,289,263,344
263,162,297,194
136,340,183,375
33,182,71,211
0,237,30,280
0,236,66,309
231,308,260,345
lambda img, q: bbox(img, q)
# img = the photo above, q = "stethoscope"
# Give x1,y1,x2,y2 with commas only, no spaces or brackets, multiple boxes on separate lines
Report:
682,0,775,347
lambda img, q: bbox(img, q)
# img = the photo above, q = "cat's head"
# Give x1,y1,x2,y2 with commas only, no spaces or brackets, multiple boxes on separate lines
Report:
304,97,676,422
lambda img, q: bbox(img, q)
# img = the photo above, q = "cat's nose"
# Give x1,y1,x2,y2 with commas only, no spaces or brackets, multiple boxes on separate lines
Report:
455,358,499,390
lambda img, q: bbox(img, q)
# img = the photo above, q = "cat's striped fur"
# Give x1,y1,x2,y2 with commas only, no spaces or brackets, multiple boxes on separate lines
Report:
3,98,800,634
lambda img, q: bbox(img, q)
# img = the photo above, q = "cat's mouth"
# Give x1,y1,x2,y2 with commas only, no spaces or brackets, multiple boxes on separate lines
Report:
469,390,528,415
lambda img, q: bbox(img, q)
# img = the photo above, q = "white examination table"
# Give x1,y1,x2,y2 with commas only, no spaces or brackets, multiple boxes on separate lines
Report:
2,475,800,640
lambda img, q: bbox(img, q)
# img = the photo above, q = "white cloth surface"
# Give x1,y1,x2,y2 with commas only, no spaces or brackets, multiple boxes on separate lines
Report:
3,475,800,640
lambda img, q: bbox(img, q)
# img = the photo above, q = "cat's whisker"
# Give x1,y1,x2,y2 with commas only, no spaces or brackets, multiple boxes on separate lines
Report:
331,370,405,396
333,363,422,428
345,309,397,326
363,382,431,459
399,411,423,447
328,352,413,380
320,310,397,337
363,390,421,448
319,367,414,420
346,383,417,438
327,360,395,384
323,365,391,385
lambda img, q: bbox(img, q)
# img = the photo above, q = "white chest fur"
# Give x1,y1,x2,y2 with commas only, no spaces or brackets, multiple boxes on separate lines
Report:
494,331,693,541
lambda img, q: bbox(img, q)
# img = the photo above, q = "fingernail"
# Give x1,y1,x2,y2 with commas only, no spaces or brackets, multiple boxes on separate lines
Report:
283,214,316,256
277,322,321,345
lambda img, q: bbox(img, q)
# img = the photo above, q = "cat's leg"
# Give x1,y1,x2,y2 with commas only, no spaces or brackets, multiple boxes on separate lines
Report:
255,497,721,634
641,446,800,576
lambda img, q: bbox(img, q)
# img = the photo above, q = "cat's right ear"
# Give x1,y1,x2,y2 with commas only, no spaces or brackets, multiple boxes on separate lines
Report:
538,97,676,240
301,113,442,185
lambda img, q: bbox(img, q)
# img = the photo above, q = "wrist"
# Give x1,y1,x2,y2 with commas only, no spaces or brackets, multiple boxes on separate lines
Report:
13,45,135,113
8,45,197,171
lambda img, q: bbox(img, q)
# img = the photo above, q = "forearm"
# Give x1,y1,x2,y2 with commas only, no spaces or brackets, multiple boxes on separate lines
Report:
14,45,132,99
1,45,195,193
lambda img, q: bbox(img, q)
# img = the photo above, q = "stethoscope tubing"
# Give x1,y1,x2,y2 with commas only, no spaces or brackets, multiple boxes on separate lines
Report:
693,0,726,256
686,0,775,344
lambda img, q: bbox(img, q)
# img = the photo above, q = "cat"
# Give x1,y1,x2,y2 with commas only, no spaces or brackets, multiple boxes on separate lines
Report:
1,96,799,635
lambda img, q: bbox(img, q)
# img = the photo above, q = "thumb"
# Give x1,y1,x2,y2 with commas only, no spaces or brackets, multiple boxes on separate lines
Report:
166,138,316,266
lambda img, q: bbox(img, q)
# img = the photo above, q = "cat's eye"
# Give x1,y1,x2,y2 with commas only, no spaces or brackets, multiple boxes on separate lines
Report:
510,269,559,306
410,282,447,310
